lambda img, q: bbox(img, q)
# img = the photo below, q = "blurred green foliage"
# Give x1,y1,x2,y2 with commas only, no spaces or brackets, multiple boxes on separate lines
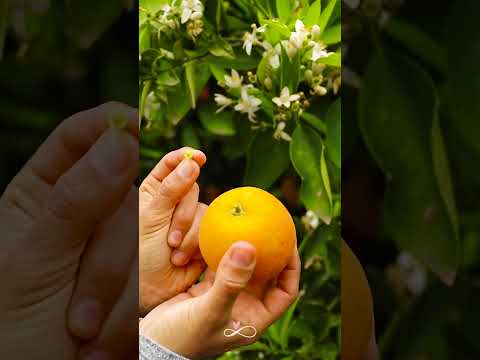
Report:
139,0,341,358
343,0,480,358
0,0,137,191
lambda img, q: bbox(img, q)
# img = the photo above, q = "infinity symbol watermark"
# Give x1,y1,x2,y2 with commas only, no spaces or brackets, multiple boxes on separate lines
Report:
224,321,257,339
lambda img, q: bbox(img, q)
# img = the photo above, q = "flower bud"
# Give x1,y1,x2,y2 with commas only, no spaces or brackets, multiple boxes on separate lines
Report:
311,25,321,38
305,69,313,82
264,77,273,90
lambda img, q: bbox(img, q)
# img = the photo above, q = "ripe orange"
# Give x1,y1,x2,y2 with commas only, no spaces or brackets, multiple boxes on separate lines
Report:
341,240,376,359
199,187,296,282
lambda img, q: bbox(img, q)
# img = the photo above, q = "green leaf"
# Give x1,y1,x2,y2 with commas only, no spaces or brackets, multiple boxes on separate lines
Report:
139,24,151,53
280,296,301,349
318,0,337,35
181,122,201,149
222,117,254,159
0,0,8,59
280,46,300,92
198,102,236,136
208,53,260,70
321,23,341,45
320,145,333,208
262,19,291,44
301,112,327,135
256,54,270,85
358,50,459,284
446,0,480,156
276,0,292,22
432,101,459,245
66,0,123,49
385,19,447,74
209,63,227,82
290,123,332,224
209,38,235,59
317,51,341,67
185,61,197,109
326,98,341,167
304,0,321,27
244,130,290,189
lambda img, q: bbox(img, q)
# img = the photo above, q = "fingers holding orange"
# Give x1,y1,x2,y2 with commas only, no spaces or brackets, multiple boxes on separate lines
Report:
171,203,208,266
168,183,200,249
199,187,296,284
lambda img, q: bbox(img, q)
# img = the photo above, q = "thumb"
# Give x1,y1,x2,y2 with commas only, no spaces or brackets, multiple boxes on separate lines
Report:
141,157,200,210
205,242,257,313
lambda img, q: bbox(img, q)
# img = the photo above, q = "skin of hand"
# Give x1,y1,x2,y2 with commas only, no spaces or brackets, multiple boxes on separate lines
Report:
139,241,301,360
139,147,209,315
0,102,138,360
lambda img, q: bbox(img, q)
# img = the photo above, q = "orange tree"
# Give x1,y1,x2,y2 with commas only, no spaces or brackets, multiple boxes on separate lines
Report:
139,0,341,359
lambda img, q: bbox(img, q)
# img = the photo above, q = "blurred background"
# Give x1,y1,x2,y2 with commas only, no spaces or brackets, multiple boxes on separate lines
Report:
343,0,480,358
0,0,137,192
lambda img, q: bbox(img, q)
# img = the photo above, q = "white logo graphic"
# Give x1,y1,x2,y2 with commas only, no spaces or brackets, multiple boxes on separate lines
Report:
224,321,257,339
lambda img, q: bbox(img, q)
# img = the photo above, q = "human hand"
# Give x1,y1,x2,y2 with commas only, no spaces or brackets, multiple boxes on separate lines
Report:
0,102,138,359
139,241,301,359
139,147,208,314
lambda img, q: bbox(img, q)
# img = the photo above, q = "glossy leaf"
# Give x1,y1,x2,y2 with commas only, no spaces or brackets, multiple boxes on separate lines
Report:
385,19,447,74
321,23,341,45
318,0,337,35
198,102,236,136
276,0,292,22
290,123,332,224
244,130,290,189
304,0,321,27
326,98,341,167
358,50,459,284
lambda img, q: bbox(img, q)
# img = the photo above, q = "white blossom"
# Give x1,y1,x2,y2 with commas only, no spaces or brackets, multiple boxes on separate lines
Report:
262,42,281,69
273,122,292,142
234,86,262,122
302,210,320,230
224,69,243,89
311,24,321,37
311,42,333,61
281,39,298,58
272,87,301,108
289,20,310,49
214,94,234,113
243,24,266,55
180,0,203,24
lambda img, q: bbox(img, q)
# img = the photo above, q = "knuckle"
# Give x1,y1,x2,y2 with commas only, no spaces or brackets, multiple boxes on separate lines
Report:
221,278,245,293
158,174,183,200
173,210,192,229
48,176,81,220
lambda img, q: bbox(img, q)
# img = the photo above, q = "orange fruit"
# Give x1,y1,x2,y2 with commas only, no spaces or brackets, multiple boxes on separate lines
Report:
199,186,296,282
341,240,376,360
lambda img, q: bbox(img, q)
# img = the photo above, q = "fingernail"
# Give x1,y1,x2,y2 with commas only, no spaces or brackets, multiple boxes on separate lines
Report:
70,299,102,338
82,349,110,360
169,230,183,247
178,159,195,178
172,250,188,266
231,245,255,267
92,130,136,175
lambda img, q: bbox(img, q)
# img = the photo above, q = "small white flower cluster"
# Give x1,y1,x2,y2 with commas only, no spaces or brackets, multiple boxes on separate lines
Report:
155,0,204,39
243,20,333,63
214,70,263,122
302,210,320,231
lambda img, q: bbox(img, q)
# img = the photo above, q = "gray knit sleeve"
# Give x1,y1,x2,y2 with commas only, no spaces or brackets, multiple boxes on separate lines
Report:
139,334,190,360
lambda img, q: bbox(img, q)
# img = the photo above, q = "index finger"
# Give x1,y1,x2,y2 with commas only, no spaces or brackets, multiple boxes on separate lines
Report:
24,102,138,187
147,147,207,183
